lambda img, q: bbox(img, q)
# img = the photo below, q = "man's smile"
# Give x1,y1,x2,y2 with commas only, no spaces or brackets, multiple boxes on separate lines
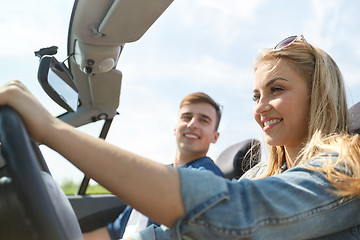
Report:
184,133,200,139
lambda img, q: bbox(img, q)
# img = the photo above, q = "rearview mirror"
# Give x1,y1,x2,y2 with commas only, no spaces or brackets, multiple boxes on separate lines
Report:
38,56,78,112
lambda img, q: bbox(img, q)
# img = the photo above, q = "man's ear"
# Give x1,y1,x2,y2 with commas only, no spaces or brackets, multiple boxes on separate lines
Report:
174,128,177,136
211,131,220,144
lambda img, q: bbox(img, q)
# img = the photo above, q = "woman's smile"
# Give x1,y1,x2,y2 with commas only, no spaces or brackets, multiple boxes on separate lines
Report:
263,118,282,131
253,59,310,151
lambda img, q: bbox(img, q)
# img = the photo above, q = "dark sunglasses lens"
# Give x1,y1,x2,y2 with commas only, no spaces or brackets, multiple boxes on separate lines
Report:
274,36,297,49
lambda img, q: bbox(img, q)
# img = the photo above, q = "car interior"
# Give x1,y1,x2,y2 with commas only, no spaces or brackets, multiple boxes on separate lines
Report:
0,1,263,239
1,0,358,239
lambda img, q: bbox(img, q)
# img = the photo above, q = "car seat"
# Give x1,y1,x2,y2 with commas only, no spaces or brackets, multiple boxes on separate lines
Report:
349,102,360,134
215,139,261,180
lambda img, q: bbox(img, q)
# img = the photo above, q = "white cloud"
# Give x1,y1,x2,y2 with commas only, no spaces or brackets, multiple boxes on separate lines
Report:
163,0,264,46
0,0,72,58
198,0,263,19
3,0,360,183
106,90,178,164
120,55,254,97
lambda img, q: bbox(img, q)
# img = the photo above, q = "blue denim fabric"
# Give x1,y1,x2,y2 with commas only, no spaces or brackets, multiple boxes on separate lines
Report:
107,205,132,240
170,156,225,178
108,156,224,239
172,164,360,239
133,155,360,239
131,224,171,240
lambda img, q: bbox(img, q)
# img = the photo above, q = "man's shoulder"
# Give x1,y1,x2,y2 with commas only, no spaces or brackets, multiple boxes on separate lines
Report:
184,156,224,177
185,156,214,167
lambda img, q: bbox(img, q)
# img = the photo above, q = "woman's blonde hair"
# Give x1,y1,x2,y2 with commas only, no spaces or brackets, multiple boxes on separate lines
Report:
303,133,360,196
254,38,349,177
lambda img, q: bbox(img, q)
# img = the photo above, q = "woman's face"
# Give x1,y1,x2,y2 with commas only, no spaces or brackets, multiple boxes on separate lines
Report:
253,59,311,152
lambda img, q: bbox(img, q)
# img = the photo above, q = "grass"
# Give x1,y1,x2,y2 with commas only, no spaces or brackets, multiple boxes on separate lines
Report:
60,180,111,195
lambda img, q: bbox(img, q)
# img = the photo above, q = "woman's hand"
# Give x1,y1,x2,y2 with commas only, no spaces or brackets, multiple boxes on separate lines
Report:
0,80,58,144
0,80,185,227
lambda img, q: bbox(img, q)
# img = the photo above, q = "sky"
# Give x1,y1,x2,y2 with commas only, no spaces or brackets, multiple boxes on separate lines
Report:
1,0,360,184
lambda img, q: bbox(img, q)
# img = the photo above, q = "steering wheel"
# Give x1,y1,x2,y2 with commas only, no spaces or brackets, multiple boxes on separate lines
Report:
0,106,82,240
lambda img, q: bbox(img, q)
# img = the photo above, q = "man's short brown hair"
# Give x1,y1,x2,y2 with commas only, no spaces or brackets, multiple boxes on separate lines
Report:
180,92,222,131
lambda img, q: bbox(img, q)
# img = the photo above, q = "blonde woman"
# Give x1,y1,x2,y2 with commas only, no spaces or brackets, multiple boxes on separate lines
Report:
1,35,360,239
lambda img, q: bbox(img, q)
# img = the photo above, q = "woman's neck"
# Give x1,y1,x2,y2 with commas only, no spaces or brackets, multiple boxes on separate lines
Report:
284,146,303,168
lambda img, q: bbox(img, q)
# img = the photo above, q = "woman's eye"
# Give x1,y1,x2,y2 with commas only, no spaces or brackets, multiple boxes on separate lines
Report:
252,94,260,102
270,85,284,93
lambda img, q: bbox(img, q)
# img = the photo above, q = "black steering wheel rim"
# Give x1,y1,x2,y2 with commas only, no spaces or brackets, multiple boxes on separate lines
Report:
0,106,82,240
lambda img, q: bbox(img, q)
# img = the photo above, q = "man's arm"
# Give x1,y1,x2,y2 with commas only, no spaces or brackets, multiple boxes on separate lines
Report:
0,81,185,227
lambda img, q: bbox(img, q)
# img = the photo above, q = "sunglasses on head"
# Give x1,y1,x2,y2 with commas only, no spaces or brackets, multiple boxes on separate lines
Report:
274,34,306,50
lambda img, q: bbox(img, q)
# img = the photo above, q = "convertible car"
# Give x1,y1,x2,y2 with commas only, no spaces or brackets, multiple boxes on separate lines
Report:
0,1,262,239
2,1,360,239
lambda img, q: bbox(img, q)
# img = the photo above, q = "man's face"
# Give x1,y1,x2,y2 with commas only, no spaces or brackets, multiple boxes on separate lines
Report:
174,103,219,157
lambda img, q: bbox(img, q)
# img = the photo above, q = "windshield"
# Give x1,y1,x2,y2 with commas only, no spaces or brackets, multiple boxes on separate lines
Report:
1,0,360,187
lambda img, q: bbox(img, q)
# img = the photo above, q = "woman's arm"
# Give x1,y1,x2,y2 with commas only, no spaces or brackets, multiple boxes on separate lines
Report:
0,81,185,227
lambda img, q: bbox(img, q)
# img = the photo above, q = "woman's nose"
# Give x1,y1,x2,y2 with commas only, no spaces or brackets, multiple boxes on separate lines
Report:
254,97,272,115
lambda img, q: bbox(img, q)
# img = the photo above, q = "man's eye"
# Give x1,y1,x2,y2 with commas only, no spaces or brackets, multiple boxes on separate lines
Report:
201,119,209,124
182,116,192,121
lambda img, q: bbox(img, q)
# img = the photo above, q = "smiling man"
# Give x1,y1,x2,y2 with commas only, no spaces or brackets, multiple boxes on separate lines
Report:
173,93,221,168
83,92,224,240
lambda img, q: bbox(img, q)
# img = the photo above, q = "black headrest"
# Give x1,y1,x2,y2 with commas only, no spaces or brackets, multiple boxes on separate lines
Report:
215,139,261,180
349,102,360,134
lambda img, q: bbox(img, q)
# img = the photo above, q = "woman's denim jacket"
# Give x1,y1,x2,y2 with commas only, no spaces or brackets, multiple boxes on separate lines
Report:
132,157,360,239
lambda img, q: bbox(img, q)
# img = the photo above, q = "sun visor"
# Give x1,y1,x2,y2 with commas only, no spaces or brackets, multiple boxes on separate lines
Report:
70,0,173,45
98,0,174,43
